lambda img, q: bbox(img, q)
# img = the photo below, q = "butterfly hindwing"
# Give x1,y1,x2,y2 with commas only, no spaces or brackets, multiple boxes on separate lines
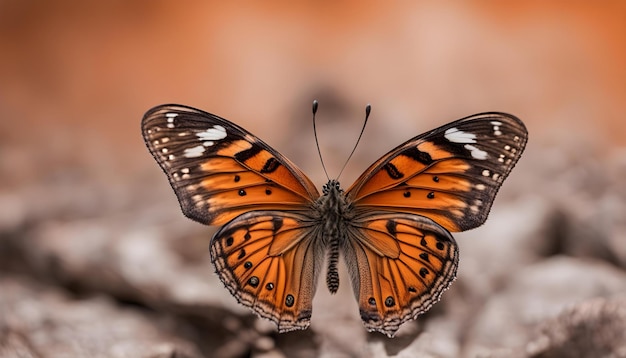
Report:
142,104,319,225
347,112,528,232
210,211,322,332
343,212,459,336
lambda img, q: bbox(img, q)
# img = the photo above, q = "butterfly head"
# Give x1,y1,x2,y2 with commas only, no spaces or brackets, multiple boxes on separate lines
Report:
322,179,343,195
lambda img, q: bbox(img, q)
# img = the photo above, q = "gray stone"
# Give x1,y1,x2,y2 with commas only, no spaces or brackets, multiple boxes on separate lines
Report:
464,257,626,356
0,276,203,358
526,297,626,357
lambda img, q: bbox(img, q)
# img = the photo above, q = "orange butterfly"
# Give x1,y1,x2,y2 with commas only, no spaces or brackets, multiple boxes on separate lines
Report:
141,103,527,337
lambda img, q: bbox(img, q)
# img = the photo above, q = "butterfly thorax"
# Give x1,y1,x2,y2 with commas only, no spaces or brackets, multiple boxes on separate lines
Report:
316,179,353,235
315,179,353,294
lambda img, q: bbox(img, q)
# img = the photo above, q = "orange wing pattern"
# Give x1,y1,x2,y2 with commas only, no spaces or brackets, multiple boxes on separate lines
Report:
347,112,528,232
344,212,458,336
210,211,322,332
142,105,319,225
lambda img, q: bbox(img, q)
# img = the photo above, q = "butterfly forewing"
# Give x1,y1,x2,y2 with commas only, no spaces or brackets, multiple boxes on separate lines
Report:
210,211,322,332
347,112,528,232
344,212,459,337
141,104,319,225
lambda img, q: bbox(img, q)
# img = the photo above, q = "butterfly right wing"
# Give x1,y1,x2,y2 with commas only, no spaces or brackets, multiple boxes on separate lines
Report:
343,211,459,337
142,104,320,226
210,210,322,332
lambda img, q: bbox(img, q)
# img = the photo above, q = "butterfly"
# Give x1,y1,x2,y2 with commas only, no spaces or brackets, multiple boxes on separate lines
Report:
141,103,527,337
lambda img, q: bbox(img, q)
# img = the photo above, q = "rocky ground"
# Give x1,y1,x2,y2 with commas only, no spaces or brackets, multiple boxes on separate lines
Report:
1,122,625,357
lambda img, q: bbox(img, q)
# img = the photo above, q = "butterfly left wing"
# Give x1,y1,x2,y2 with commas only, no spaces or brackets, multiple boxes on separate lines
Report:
343,212,458,337
142,104,320,226
346,112,528,232
210,210,322,332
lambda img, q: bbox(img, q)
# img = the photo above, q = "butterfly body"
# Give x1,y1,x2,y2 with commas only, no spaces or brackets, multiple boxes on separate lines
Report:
314,179,352,294
142,104,527,337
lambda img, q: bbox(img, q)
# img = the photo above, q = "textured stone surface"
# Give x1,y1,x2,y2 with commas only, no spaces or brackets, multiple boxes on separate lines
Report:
463,257,626,356
526,297,626,358
0,276,203,358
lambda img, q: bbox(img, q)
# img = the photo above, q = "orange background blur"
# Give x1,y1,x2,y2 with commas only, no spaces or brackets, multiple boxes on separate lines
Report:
1,1,624,190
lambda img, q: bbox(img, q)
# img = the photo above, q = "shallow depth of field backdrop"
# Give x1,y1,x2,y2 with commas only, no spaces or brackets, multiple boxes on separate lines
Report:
1,2,625,358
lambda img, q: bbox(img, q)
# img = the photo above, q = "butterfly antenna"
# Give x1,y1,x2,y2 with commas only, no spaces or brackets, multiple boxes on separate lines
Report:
312,100,330,181
337,104,371,179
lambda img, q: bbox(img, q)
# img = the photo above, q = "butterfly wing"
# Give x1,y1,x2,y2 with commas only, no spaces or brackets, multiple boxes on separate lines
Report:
343,112,526,335
142,104,319,225
342,211,458,337
210,210,322,332
346,112,528,232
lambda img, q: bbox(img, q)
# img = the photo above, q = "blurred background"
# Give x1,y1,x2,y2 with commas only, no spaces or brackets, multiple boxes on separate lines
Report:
1,1,625,357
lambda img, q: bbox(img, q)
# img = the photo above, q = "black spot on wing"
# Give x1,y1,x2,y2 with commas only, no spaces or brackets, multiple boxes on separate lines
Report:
285,294,295,307
260,157,281,173
234,143,263,162
384,162,404,179
384,296,395,307
272,217,284,232
385,220,397,237
248,276,260,287
403,146,433,164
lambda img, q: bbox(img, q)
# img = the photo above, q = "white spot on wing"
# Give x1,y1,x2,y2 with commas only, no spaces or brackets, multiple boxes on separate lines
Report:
475,184,486,190
165,113,179,118
192,195,203,203
464,144,488,160
197,125,227,141
444,128,476,143
490,121,502,126
482,169,490,177
184,145,206,158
